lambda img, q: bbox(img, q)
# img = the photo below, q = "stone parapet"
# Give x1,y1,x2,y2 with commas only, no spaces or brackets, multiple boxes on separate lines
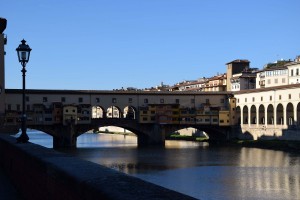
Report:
0,135,196,200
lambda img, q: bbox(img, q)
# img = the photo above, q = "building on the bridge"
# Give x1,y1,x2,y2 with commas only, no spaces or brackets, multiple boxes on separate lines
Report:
138,96,236,127
63,105,78,125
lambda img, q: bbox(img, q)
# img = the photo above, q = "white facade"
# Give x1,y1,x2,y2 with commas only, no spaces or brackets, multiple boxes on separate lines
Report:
256,68,288,89
234,84,300,140
287,62,300,84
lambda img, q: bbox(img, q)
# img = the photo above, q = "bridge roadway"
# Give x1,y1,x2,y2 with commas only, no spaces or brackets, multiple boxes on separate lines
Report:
28,118,234,148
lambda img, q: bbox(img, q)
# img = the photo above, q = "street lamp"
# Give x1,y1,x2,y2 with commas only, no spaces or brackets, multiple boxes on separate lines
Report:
16,39,31,143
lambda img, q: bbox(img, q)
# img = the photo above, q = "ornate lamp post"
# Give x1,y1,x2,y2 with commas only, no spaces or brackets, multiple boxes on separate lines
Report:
16,39,31,143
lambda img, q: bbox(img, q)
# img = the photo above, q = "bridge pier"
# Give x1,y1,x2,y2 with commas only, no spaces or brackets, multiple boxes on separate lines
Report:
138,124,165,147
53,120,77,149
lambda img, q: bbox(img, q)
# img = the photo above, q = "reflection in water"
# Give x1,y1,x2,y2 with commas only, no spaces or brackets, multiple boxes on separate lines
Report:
19,130,300,200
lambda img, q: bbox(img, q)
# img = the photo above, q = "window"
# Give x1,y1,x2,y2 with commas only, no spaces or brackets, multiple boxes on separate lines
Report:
291,69,294,76
270,96,272,101
279,95,281,100
160,99,164,103
205,99,209,104
261,97,263,101
112,98,116,103
297,69,299,76
43,97,48,102
26,105,30,111
7,104,11,111
275,79,278,84
267,79,271,84
191,99,195,104
128,98,132,103
289,94,291,99
17,104,20,111
96,98,100,103
282,78,285,83
143,111,147,114
61,97,66,102
245,98,247,102
26,96,29,102
237,99,239,103
252,97,255,102
79,97,83,103
144,99,148,103
175,99,180,104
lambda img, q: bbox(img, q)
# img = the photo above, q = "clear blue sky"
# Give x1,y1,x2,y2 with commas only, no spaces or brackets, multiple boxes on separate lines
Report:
1,0,300,90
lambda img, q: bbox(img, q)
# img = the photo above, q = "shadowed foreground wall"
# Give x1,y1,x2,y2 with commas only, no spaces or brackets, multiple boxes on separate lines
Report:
0,135,196,200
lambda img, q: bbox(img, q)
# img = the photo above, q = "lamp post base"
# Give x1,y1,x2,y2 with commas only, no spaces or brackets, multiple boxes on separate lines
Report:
16,132,29,143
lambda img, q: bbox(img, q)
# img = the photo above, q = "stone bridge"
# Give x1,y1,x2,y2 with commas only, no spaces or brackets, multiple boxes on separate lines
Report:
28,118,234,148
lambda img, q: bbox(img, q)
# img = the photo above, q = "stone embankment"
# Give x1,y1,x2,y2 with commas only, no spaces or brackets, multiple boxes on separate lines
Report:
0,135,196,200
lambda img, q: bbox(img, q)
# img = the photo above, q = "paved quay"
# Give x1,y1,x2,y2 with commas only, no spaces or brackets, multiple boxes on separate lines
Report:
0,166,23,200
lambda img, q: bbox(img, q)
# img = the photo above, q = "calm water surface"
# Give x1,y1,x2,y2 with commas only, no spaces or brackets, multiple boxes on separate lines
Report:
17,130,300,200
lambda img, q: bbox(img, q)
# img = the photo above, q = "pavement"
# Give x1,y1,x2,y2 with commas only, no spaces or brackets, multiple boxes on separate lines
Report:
0,166,23,200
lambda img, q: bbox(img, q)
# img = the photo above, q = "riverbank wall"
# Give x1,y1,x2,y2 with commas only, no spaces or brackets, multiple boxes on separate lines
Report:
238,125,300,141
0,134,196,200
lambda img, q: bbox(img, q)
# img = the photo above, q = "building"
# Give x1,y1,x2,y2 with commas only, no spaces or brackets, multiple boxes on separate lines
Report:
226,59,250,91
230,68,257,91
256,62,289,89
204,73,227,92
287,56,300,84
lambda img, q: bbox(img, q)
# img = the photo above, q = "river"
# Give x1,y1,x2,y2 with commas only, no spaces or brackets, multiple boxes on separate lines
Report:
15,130,300,200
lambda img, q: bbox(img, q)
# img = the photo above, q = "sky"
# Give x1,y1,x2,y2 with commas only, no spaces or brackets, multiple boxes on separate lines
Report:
1,0,300,90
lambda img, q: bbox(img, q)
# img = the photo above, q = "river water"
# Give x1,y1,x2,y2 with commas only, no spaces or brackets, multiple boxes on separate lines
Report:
16,130,300,200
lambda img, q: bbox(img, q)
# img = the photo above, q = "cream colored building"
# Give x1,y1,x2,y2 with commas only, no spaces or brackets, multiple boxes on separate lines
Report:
256,66,288,89
287,60,300,84
234,84,300,140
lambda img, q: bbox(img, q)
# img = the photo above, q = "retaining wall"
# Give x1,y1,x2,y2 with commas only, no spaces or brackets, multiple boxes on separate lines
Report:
0,135,195,200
